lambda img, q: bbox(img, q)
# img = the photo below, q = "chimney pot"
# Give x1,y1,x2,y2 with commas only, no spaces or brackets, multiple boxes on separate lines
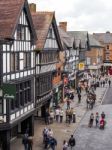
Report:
59,22,67,32
29,3,36,13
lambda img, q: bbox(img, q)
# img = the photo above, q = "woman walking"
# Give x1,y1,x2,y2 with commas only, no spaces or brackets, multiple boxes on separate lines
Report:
89,113,94,127
63,140,68,150
95,112,99,127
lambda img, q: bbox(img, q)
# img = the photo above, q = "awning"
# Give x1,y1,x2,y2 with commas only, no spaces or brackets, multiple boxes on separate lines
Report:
103,63,112,66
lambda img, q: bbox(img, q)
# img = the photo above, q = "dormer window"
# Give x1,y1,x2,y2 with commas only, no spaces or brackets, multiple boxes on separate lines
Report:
49,28,52,38
17,24,26,40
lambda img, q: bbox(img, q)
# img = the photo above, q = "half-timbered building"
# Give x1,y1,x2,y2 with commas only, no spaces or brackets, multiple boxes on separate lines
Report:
68,31,90,86
30,4,63,117
58,22,80,90
0,0,36,149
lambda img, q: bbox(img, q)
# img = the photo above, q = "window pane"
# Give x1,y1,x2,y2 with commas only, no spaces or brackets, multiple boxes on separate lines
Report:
24,53,27,69
11,99,15,110
27,53,31,68
15,53,19,70
0,99,3,113
11,53,15,72
17,25,21,40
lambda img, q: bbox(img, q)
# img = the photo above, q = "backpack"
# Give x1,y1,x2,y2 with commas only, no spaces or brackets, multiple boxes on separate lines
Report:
49,138,57,146
69,137,75,146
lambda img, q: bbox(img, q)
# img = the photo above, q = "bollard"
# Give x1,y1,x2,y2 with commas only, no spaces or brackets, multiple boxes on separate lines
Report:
73,113,76,123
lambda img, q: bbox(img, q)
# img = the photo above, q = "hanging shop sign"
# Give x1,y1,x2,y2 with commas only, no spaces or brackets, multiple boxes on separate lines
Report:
78,63,85,70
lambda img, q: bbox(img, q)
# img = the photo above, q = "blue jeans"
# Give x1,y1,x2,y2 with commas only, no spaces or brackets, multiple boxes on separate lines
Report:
24,144,28,150
50,145,55,150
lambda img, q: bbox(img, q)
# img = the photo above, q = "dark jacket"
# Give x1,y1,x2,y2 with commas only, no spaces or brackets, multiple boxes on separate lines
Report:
68,137,76,147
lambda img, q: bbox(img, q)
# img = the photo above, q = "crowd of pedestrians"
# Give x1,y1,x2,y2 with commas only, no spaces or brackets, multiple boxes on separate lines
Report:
39,72,110,149
88,111,106,129
42,127,57,150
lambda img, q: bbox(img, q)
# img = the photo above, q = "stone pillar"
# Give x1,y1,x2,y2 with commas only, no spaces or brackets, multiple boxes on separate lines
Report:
2,130,10,150
29,115,34,136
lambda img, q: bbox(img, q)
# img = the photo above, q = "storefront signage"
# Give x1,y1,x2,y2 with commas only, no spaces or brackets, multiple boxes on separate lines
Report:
2,84,16,99
56,88,58,93
78,63,85,70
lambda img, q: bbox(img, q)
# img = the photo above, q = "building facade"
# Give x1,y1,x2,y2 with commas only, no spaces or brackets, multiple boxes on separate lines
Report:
93,31,112,74
58,22,79,90
86,34,104,75
0,0,37,150
68,31,90,86
31,4,63,117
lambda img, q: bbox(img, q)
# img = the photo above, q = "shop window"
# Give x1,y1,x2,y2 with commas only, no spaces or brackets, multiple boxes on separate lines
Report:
0,99,3,114
15,93,19,108
58,68,61,76
107,45,109,49
11,99,15,110
52,71,57,78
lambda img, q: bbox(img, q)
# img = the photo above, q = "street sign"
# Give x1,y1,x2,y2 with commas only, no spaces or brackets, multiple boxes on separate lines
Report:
78,63,85,70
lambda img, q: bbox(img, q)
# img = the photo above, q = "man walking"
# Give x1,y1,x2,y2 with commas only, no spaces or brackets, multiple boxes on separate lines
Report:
78,93,81,103
68,135,76,150
48,137,57,150
108,80,111,87
22,133,28,150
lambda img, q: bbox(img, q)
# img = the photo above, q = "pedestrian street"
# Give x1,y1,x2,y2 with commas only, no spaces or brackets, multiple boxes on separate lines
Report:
74,86,112,150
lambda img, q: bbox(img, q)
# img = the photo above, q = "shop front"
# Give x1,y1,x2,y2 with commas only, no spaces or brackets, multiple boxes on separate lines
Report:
36,92,53,118
53,83,63,108
88,65,101,75
69,75,76,89
76,71,84,87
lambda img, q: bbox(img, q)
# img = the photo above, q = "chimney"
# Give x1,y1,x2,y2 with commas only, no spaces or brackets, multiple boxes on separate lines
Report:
59,22,67,32
106,31,110,34
29,3,36,13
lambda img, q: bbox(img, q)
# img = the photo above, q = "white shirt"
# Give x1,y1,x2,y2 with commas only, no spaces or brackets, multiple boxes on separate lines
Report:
55,109,60,115
59,110,64,116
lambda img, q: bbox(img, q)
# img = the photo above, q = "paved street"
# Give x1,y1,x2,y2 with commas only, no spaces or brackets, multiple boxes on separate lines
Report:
73,83,112,150
11,84,107,150
74,105,112,150
102,87,112,104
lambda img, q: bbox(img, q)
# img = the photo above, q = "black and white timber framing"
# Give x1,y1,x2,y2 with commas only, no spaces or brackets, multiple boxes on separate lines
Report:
35,19,63,110
0,0,37,137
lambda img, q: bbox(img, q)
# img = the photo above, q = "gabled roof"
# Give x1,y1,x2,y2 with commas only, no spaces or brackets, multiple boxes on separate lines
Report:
31,11,63,50
89,34,103,48
93,32,112,44
0,0,37,41
68,31,88,49
58,27,74,49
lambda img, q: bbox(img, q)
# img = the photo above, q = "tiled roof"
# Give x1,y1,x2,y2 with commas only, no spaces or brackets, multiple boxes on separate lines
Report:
0,0,24,39
58,27,74,49
89,34,103,47
68,31,88,49
31,11,54,50
93,32,112,44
